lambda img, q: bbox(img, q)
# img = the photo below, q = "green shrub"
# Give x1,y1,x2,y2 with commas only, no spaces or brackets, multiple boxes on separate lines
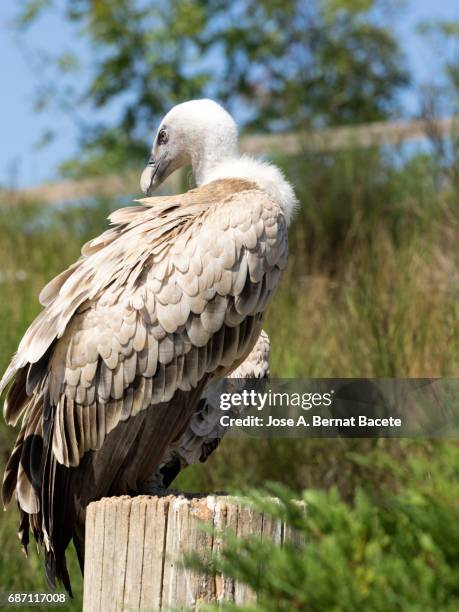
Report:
188,478,459,611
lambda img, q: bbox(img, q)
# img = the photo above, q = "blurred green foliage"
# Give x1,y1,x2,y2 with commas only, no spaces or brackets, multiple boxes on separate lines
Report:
417,18,459,108
17,0,408,176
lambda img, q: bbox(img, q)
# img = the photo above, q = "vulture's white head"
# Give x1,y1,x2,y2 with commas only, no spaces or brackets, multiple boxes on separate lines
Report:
141,99,297,224
141,99,238,193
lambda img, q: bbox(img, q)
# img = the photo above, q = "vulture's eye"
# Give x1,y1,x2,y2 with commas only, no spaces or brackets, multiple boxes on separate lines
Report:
158,129,168,145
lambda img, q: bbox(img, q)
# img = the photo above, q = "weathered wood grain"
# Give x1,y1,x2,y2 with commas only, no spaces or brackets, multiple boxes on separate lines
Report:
83,494,301,611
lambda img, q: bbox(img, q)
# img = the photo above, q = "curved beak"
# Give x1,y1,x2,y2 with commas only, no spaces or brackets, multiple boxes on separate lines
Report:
140,155,171,195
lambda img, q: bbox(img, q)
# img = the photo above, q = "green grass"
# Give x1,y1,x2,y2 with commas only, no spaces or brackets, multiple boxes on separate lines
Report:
0,147,457,608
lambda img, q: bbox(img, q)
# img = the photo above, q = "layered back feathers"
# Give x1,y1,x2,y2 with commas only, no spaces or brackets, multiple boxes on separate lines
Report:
1,177,289,593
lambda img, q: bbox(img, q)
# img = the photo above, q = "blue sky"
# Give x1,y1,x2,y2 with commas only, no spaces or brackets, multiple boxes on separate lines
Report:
1,0,458,189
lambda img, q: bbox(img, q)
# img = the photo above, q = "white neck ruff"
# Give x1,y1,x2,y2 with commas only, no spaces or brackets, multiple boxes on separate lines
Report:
200,155,298,226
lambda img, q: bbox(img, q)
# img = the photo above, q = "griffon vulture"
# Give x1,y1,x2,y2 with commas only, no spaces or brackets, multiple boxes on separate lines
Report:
1,99,296,593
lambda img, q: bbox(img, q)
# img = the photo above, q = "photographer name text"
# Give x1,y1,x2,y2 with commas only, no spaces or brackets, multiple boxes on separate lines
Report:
219,415,402,428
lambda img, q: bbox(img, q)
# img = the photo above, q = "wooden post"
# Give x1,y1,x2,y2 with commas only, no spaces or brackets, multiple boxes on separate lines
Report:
83,494,296,611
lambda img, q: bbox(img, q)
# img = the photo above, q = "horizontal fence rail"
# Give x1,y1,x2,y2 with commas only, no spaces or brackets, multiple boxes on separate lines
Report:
2,116,458,206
